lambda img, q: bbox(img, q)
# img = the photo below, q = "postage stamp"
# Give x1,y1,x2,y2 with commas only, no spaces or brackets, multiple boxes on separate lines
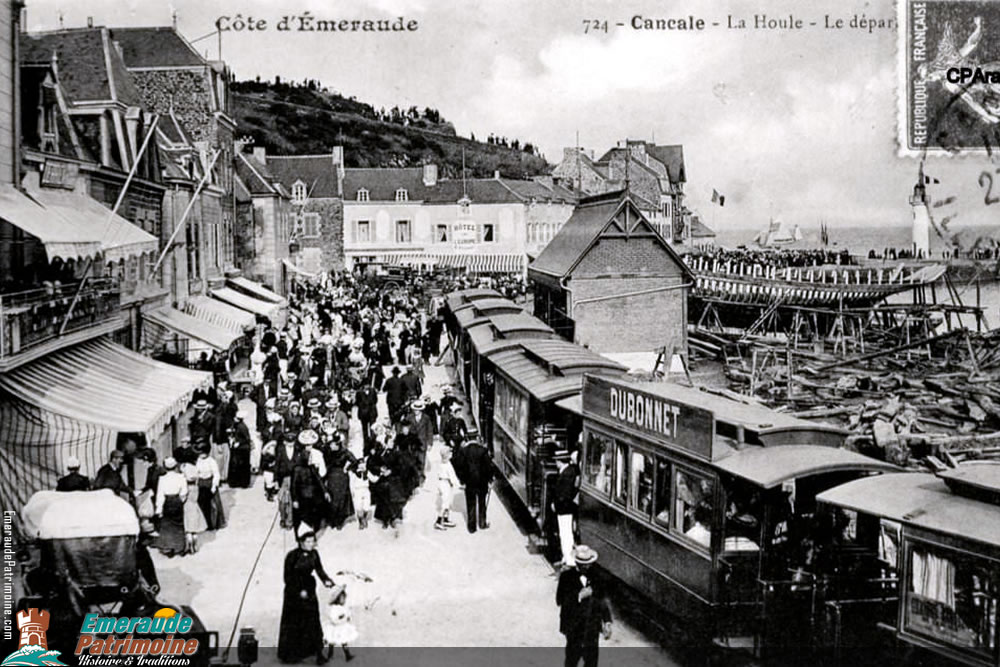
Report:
899,0,1000,155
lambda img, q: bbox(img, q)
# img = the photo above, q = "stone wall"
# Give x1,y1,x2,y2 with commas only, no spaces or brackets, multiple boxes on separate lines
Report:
296,197,344,272
130,69,218,145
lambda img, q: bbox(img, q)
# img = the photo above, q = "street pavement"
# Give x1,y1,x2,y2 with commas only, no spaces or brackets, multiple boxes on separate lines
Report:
150,358,678,665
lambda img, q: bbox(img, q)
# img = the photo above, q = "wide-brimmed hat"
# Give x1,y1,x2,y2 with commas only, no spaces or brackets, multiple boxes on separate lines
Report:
278,388,291,398
163,456,178,470
307,398,321,409
412,400,425,410
553,449,571,463
325,397,338,409
298,430,319,446
296,523,316,540
573,545,598,564
194,399,209,410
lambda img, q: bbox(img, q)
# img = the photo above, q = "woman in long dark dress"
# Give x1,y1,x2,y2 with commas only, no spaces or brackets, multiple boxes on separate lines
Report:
154,457,187,557
291,432,327,533
277,529,335,664
324,439,356,529
227,415,253,488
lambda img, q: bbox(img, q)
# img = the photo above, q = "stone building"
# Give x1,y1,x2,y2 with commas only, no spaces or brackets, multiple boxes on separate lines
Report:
112,26,237,288
528,190,692,356
265,149,345,275
552,141,687,241
235,148,293,293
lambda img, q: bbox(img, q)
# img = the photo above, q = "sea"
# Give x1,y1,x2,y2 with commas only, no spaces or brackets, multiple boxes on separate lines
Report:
711,224,1000,329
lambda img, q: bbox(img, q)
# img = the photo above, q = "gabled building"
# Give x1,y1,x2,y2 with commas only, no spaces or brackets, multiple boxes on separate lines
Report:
553,140,686,242
528,191,692,355
235,147,293,293
265,149,345,275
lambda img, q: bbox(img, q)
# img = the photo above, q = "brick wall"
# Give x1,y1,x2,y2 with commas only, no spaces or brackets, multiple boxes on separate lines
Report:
297,197,344,271
570,275,686,353
572,236,684,278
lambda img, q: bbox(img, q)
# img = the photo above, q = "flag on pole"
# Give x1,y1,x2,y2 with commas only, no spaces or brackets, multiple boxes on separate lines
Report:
711,189,725,206
923,175,940,184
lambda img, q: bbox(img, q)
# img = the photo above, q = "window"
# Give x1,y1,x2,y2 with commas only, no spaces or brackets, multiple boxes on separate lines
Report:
435,224,449,243
302,212,321,238
481,223,495,243
494,376,528,442
356,220,371,243
583,430,612,496
674,469,714,549
906,542,998,657
291,180,307,204
653,458,672,527
395,188,409,202
629,450,654,517
356,188,370,202
613,442,628,505
662,199,672,219
395,220,412,244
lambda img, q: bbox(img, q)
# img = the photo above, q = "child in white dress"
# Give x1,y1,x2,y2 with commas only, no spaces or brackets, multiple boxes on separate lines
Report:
323,585,357,661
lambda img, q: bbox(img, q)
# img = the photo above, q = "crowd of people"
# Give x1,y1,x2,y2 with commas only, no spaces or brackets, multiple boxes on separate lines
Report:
692,247,857,269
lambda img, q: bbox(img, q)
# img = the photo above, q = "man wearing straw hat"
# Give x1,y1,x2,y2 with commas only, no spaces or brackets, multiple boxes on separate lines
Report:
556,545,612,667
57,456,91,491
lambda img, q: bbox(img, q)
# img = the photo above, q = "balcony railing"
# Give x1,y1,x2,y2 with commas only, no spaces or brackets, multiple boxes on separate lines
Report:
0,278,122,360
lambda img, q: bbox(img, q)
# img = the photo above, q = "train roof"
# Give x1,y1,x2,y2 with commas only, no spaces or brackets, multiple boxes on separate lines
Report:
489,313,554,336
445,288,501,312
816,471,1000,549
491,340,627,402
714,445,897,489
467,316,556,357
467,322,529,356
610,379,848,441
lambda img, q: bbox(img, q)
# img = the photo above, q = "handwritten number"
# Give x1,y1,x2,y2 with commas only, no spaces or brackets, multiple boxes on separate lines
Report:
980,170,1000,206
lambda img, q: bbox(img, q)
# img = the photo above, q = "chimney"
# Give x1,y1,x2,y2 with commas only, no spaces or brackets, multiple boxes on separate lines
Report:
332,145,345,180
252,146,266,164
494,170,501,180
422,163,438,187
87,16,93,28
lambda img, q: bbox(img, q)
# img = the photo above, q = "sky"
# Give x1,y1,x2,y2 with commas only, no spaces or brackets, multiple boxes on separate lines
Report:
22,0,1000,233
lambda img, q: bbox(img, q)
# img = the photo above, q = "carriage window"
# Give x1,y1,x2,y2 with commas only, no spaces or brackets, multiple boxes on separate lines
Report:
653,458,672,527
583,431,612,496
629,450,653,517
906,542,998,657
674,469,714,549
613,442,628,505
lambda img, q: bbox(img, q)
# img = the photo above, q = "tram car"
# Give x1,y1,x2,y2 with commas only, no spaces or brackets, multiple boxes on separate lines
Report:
572,374,899,654
816,462,1000,667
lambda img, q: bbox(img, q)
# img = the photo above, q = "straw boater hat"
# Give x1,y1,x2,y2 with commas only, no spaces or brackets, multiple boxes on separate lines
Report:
194,399,209,410
412,400,425,410
325,397,338,409
553,449,571,463
278,388,291,398
573,545,598,565
163,457,178,470
307,397,321,409
296,523,315,540
298,430,319,446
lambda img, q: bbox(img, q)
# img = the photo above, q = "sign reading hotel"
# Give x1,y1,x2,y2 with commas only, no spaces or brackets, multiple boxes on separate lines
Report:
452,222,477,250
582,375,714,460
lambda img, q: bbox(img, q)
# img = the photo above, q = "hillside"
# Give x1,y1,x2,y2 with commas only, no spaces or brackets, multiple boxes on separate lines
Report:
232,80,552,179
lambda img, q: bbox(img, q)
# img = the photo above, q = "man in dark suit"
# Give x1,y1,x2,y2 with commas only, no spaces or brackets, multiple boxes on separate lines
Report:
456,437,493,533
93,450,131,502
274,431,300,487
400,366,422,403
551,448,581,567
382,366,407,424
355,382,380,454
56,456,90,491
556,545,612,667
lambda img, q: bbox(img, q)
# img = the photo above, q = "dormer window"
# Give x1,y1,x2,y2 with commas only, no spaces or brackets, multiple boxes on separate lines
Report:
395,188,409,202
357,188,370,202
291,180,307,204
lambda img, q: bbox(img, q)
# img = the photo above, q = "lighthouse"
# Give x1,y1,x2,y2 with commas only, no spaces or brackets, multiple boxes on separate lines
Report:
910,162,930,259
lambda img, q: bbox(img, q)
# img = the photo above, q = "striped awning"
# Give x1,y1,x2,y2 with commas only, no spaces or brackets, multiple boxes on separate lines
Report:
227,276,286,305
0,338,212,443
211,287,281,319
182,296,256,335
144,307,241,353
377,252,525,274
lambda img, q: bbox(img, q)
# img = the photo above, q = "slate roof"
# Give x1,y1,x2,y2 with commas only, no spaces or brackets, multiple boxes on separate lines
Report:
529,191,693,280
266,155,342,198
505,179,577,204
594,143,685,185
689,216,716,238
111,27,205,68
343,168,432,201
22,28,143,107
236,153,278,195
422,178,522,204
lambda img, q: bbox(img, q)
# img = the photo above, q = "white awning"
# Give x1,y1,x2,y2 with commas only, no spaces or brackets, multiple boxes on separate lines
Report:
211,287,281,319
182,295,256,335
144,307,242,353
227,276,286,304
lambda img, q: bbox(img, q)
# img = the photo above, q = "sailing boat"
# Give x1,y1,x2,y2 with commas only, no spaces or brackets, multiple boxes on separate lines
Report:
820,221,829,246
755,219,801,246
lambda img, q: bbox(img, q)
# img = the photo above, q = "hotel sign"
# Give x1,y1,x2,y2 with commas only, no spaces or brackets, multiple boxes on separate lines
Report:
453,222,477,250
582,375,714,460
